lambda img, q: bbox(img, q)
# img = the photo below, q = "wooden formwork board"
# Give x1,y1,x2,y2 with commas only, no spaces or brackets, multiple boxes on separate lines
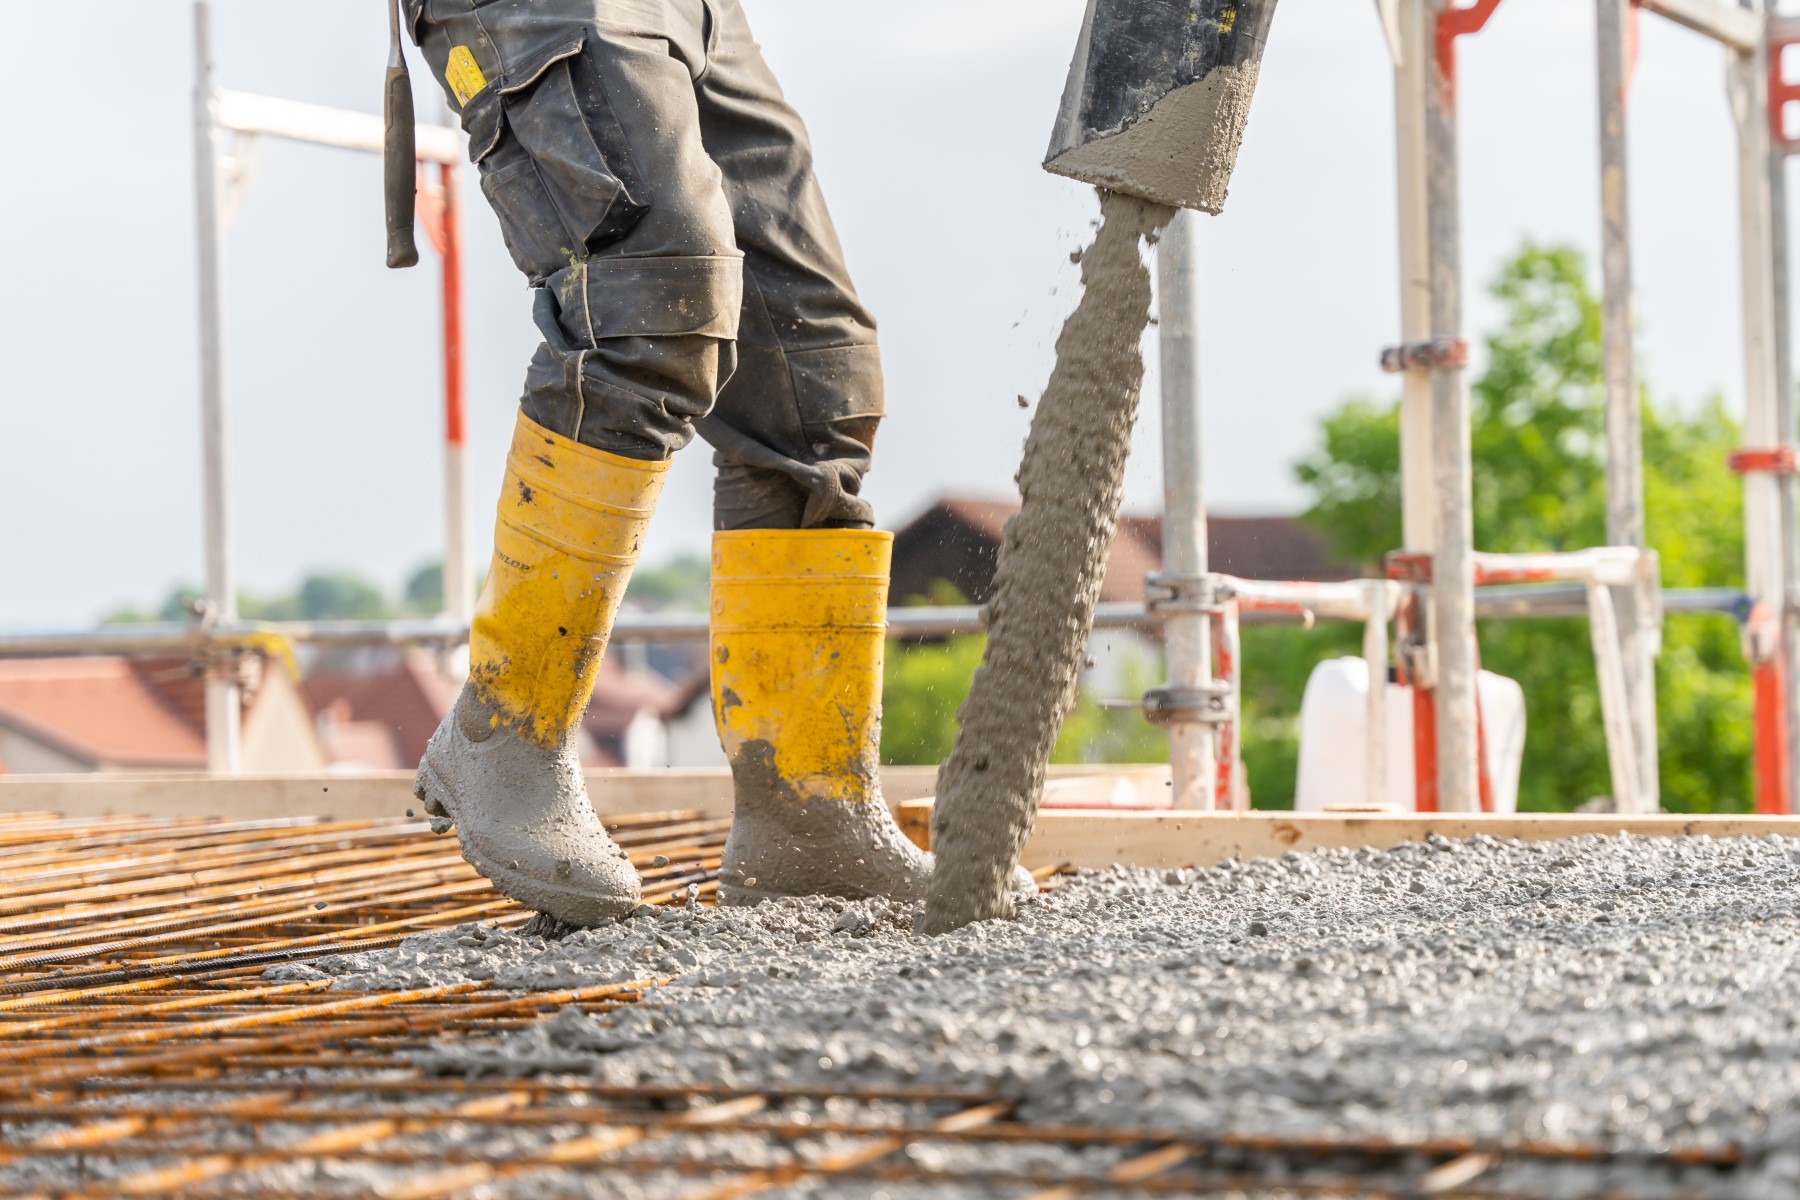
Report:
0,768,881,821
12,767,1792,871
0,764,1155,822
895,800,1800,870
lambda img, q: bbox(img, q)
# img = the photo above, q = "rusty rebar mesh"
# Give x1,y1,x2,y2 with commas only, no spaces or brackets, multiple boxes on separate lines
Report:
0,813,1750,1198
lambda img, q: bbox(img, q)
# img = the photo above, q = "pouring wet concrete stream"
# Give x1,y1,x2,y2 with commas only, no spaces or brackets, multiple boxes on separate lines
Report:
924,190,1172,935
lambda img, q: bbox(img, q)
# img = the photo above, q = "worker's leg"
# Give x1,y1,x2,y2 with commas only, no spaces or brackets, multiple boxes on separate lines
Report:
693,2,1033,905
406,0,732,926
692,0,883,531
407,0,741,456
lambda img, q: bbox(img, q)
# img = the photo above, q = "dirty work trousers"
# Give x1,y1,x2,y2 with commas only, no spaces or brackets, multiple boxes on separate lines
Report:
406,0,881,529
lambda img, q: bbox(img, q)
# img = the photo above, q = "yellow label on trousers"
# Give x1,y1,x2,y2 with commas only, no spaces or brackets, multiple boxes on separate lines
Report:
445,45,488,106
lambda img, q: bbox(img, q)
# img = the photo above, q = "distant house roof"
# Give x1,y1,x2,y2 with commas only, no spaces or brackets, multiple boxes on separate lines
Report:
583,656,681,741
130,657,213,737
0,657,208,769
304,652,458,769
0,654,335,773
890,497,1355,606
304,649,692,772
0,646,702,775
1119,513,1360,585
662,666,712,722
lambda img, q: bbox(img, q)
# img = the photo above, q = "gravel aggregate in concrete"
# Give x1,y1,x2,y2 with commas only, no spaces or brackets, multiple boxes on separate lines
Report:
271,832,1800,1194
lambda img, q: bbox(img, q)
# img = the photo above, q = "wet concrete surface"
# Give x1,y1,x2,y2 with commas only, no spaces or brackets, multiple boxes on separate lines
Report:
264,831,1800,1195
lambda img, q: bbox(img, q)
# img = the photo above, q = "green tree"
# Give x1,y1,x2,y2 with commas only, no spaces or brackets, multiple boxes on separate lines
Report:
881,634,987,766
880,574,1172,767
106,572,398,625
268,573,393,621
1288,243,1750,812
626,553,711,611
102,584,204,625
403,561,444,614
880,633,1171,767
1051,655,1171,766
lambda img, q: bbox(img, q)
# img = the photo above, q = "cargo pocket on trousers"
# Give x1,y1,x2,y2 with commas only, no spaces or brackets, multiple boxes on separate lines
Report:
465,31,649,284
787,344,885,442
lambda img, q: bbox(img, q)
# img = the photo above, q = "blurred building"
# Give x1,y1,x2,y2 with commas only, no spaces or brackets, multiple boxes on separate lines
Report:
0,654,324,774
889,497,1357,606
306,648,714,772
0,647,720,776
304,652,459,771
888,497,1358,700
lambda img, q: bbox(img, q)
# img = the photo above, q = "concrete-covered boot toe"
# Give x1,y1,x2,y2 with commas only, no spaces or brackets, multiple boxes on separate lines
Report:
717,784,1035,905
709,529,1037,907
415,696,640,928
716,743,931,904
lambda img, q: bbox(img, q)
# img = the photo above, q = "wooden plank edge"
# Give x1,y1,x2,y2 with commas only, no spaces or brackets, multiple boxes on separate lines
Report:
895,799,1800,870
0,765,1122,822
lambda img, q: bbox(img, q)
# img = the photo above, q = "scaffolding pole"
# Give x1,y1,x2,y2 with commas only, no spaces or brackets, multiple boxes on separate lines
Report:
1390,0,1439,555
1767,14,1800,812
1155,209,1218,811
193,0,240,775
1596,0,1659,811
1731,8,1793,812
1422,0,1486,813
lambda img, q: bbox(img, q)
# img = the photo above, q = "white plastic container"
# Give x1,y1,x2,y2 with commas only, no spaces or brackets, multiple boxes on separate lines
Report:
1293,657,1525,813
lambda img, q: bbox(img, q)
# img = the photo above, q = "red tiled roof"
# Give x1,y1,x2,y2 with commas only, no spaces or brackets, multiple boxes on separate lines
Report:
582,656,681,740
578,740,624,770
304,653,457,767
129,658,211,736
936,497,1016,542
662,666,711,721
0,657,207,768
1101,519,1163,602
300,650,676,768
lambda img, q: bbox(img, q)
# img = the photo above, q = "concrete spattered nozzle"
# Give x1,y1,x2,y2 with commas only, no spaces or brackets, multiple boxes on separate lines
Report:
925,0,1278,934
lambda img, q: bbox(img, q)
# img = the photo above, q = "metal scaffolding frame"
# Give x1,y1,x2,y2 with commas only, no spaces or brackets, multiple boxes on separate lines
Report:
189,0,469,772
1143,0,1799,812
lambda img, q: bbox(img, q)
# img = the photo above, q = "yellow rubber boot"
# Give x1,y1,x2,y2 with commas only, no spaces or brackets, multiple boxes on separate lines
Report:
712,529,1045,906
415,412,667,927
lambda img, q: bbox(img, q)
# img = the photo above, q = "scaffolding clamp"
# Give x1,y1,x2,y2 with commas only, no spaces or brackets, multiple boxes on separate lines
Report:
1727,446,1799,475
1142,681,1235,726
1395,636,1438,692
1144,572,1227,616
1379,338,1468,374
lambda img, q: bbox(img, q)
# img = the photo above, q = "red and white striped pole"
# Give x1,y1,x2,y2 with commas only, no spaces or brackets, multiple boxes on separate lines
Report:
438,159,470,631
420,154,471,635
1732,11,1791,814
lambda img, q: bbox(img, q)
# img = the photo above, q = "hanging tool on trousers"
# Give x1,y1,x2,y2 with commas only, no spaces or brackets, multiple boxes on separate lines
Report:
384,0,419,268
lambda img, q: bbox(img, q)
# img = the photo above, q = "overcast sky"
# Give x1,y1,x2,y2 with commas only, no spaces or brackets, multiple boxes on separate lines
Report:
0,0,1784,627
